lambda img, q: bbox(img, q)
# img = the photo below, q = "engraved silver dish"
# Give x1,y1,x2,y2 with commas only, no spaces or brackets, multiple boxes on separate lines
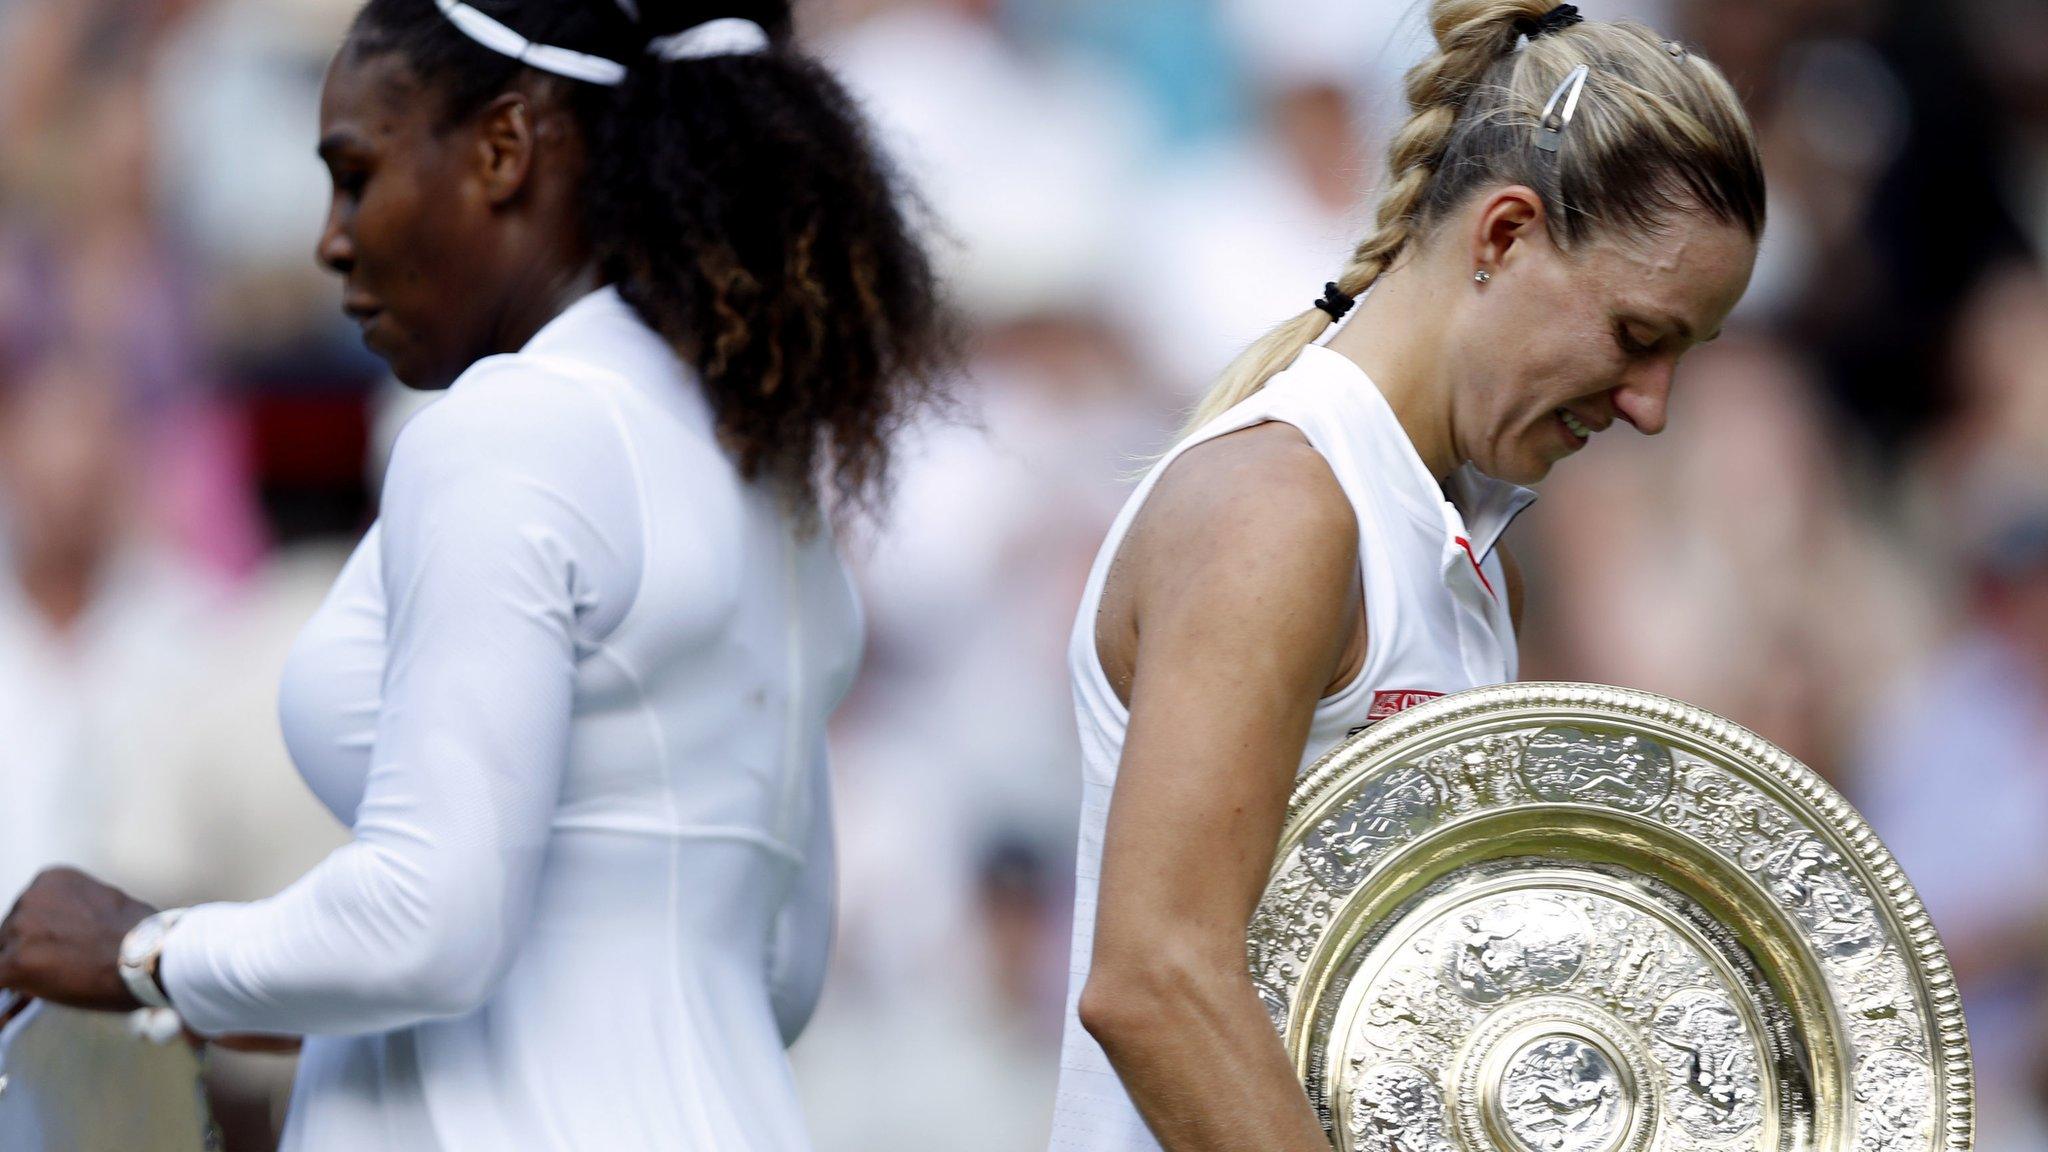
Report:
1247,683,1972,1152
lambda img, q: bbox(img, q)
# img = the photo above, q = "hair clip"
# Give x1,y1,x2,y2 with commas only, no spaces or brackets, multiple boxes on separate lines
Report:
1664,39,1690,61
1535,64,1591,154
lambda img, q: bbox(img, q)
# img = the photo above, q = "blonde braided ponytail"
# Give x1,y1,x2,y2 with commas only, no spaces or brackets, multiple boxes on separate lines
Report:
1181,1,1551,434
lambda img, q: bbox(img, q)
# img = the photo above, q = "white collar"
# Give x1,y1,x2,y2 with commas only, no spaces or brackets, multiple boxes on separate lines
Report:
518,284,638,356
513,285,701,425
1293,344,1537,562
1445,462,1538,564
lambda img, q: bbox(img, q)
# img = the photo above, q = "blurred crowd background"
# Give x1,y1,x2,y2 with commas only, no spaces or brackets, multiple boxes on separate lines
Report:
0,0,2043,1148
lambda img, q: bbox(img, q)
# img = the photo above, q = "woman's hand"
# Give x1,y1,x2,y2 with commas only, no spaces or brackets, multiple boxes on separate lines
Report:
0,867,156,1013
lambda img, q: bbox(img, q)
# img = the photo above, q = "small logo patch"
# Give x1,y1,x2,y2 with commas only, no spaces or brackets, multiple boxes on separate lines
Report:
1354,689,1444,733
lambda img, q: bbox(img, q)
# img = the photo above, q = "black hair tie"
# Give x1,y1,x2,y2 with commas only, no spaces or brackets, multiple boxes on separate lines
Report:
1314,282,1356,322
1515,3,1584,40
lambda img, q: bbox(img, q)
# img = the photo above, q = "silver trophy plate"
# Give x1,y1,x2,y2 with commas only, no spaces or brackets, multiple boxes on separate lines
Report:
1247,683,1972,1152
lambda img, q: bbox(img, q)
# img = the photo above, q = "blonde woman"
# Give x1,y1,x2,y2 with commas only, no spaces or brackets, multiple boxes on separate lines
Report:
1051,3,1766,1151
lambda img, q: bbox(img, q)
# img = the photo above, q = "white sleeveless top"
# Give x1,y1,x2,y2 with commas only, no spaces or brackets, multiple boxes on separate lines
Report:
1049,344,1535,1152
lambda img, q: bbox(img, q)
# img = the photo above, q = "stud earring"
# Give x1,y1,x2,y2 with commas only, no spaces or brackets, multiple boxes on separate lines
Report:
1474,269,1492,284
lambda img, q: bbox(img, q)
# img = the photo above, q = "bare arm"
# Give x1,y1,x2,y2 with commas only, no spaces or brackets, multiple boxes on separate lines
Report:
1080,424,1357,1152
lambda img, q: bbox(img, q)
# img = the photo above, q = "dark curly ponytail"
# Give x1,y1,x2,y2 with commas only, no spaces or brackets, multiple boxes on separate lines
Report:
346,0,953,522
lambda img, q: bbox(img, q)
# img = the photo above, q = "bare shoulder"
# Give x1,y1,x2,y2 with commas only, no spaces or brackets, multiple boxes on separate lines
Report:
1125,421,1358,619
1094,421,1362,706
1142,422,1354,564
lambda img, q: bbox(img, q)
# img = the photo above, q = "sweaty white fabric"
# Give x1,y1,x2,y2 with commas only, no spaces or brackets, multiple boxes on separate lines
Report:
159,288,863,1151
1049,344,1534,1152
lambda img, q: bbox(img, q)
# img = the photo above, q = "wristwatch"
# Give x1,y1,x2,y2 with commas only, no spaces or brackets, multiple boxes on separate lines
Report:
117,908,188,1011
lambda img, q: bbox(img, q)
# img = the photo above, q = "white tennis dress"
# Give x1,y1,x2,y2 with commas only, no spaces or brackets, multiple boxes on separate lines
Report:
1049,344,1535,1151
159,287,863,1151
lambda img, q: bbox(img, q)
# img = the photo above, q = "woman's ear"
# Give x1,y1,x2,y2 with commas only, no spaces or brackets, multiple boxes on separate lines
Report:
472,93,538,207
1469,185,1549,276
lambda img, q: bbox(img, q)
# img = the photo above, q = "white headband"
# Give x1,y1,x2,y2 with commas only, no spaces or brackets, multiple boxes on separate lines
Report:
432,2,771,87
649,17,772,61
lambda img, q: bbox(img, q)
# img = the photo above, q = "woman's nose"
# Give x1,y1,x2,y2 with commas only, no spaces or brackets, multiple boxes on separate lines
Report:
1612,361,1674,436
315,204,354,275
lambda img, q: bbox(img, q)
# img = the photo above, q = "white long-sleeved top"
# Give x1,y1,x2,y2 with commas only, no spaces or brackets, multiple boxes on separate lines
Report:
159,287,863,1151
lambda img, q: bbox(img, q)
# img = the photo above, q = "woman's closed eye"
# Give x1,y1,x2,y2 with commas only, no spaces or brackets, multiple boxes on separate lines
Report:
328,166,368,198
317,133,373,199
1612,320,1659,358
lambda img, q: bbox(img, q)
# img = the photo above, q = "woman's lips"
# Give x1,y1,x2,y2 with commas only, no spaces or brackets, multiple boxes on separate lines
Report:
342,298,384,346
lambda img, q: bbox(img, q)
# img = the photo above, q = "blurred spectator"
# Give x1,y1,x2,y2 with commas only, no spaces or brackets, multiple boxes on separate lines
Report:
0,330,348,1149
824,309,1153,987
808,0,1142,1043
818,0,1151,321
794,834,1067,1152
1105,0,1376,394
1843,264,2048,1151
1672,0,2033,457
1,0,272,579
1962,0,2048,262
798,12,1177,1146
1023,0,1239,147
150,0,361,376
0,343,219,905
1923,267,2048,496
0,10,356,1144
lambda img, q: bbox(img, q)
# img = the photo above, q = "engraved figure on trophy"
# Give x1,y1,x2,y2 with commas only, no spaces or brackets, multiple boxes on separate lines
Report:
1249,862,1331,1024
1515,728,1676,814
1424,733,1532,812
1304,766,1446,891
1853,1050,1935,1152
1351,994,1436,1069
1443,896,1592,1004
1650,989,1764,1139
1347,1063,1455,1152
1659,765,1748,839
1498,1037,1628,1152
1746,833,1882,963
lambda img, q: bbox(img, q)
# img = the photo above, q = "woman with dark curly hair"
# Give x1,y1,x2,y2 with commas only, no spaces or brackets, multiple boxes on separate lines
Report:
0,2,949,1148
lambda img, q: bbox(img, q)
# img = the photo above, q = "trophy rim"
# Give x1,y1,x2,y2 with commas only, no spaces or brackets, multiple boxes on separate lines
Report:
1272,680,1974,1152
